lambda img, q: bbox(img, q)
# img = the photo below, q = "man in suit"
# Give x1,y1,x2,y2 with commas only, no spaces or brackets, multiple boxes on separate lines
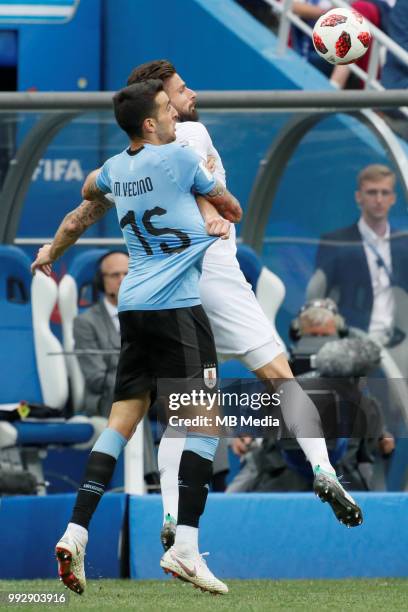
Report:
73,251,127,418
308,164,408,351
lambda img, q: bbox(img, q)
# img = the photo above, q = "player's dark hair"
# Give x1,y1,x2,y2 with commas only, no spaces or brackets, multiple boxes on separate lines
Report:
113,80,164,138
127,59,176,86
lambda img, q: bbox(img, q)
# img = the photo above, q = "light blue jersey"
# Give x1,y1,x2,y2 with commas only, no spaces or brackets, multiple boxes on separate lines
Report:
96,142,217,311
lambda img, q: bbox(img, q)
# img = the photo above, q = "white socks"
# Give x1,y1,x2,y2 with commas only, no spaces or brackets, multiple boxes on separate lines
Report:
278,380,335,474
157,426,186,523
66,522,88,547
174,525,199,557
296,438,335,475
158,427,203,558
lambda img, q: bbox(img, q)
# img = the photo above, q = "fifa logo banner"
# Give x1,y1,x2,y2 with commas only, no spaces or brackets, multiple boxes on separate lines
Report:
0,0,79,24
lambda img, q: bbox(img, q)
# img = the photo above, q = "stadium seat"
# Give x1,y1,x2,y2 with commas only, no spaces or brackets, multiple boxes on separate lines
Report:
0,247,68,409
58,274,85,412
236,244,286,350
0,246,95,492
32,270,69,408
0,246,43,404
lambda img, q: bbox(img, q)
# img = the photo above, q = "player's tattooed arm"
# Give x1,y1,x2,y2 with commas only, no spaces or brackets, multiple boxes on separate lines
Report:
52,197,113,256
201,181,242,223
30,198,113,275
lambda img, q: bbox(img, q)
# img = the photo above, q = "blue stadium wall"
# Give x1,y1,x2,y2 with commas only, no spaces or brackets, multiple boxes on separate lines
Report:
129,493,408,580
1,492,407,579
0,493,126,579
3,0,408,328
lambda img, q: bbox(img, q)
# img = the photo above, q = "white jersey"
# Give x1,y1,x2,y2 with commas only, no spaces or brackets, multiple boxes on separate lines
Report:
175,121,282,368
176,121,237,266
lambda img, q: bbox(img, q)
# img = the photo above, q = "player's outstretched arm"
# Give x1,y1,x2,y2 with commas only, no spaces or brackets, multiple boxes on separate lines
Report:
201,181,242,223
31,197,113,275
196,195,230,240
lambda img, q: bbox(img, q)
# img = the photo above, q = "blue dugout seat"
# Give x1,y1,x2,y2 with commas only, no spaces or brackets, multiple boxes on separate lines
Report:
0,246,42,403
0,246,95,493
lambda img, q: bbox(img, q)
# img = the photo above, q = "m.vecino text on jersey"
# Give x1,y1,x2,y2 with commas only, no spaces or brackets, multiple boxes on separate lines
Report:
114,177,153,197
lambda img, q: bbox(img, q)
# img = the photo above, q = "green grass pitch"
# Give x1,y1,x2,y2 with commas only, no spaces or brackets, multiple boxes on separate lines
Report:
1,578,407,611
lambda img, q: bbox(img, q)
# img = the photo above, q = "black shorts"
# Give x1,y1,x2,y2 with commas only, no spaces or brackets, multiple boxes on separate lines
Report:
113,305,217,402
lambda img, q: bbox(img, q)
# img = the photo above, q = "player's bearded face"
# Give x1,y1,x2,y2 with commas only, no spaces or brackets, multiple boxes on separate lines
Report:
165,73,199,122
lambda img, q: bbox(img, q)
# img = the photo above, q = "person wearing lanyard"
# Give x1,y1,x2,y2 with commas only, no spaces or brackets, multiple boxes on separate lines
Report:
308,163,408,350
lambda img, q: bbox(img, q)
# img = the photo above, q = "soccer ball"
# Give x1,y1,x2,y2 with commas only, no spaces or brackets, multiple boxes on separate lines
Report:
312,7,371,65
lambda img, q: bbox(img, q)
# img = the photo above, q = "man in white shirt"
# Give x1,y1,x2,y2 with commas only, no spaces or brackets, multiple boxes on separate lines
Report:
357,214,394,343
126,60,363,561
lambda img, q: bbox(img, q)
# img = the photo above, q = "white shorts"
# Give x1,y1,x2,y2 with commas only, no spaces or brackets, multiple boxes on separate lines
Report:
199,262,283,371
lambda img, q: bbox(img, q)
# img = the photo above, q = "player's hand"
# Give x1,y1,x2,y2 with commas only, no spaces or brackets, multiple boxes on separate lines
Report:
31,244,54,276
231,436,253,457
205,217,230,240
206,155,217,173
